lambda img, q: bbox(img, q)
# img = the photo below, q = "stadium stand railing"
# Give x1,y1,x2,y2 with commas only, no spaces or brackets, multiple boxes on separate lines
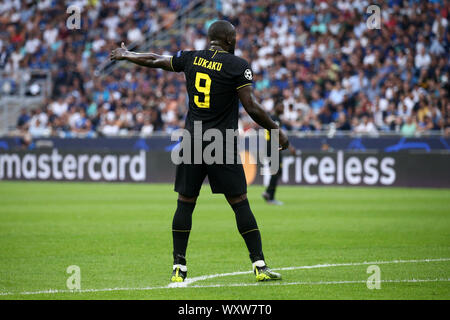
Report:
95,0,215,78
0,69,52,135
0,0,215,136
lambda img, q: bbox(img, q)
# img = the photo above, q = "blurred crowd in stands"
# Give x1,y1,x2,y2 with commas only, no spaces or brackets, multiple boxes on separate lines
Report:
1,0,449,138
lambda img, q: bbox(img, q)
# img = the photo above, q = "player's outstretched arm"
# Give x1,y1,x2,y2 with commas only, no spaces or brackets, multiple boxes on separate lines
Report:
110,42,173,71
237,85,289,150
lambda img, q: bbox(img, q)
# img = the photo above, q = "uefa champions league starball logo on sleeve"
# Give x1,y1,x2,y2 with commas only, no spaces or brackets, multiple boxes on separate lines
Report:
244,69,253,81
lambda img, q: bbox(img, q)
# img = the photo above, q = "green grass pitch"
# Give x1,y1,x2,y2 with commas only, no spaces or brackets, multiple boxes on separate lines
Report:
0,181,449,300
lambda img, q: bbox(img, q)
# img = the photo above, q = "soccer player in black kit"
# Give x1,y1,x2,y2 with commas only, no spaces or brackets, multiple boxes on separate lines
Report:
111,20,289,282
262,101,296,205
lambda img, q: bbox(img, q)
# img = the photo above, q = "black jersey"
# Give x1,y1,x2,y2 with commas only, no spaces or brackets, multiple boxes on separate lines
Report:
171,49,253,133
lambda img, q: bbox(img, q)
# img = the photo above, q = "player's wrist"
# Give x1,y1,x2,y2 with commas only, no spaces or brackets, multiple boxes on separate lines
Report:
121,51,132,60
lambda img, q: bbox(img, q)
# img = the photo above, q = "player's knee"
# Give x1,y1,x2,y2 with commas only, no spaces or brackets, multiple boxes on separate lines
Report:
178,194,197,203
225,193,247,205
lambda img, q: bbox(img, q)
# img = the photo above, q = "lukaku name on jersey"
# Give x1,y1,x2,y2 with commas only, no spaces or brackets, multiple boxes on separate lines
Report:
192,56,223,71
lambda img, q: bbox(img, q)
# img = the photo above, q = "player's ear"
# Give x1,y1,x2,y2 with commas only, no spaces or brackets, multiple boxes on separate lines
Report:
225,35,230,44
226,36,235,52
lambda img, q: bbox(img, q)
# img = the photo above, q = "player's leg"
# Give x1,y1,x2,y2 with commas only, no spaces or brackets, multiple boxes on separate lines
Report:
171,193,197,282
226,193,281,281
207,160,281,281
171,163,206,282
263,168,280,200
226,193,264,263
262,153,283,205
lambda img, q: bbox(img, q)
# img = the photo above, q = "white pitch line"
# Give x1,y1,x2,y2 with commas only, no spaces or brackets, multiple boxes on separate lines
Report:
274,257,450,272
1,258,449,296
2,278,449,296
179,257,450,287
187,278,450,289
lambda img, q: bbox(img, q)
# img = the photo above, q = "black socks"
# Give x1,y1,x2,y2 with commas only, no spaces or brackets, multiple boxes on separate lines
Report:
172,200,196,264
172,198,265,265
231,198,265,263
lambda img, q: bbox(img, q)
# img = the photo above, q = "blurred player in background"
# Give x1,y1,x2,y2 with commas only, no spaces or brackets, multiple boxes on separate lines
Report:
262,101,296,205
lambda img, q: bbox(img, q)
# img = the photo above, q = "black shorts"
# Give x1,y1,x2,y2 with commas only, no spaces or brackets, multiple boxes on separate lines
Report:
174,162,247,197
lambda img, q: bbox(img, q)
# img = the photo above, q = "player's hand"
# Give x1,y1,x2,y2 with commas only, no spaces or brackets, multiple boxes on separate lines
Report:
278,129,289,151
110,42,128,61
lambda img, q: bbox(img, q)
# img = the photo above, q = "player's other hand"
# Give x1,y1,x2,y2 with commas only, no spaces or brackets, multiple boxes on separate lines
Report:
110,42,128,61
279,130,289,151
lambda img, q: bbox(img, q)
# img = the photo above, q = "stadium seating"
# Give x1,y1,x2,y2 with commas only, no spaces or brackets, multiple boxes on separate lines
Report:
0,0,448,138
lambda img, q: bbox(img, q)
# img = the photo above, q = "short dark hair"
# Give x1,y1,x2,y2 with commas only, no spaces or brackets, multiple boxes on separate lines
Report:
207,20,235,42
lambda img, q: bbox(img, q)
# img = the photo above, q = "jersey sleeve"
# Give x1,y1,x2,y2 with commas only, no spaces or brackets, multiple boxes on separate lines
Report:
171,50,192,72
235,59,254,90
